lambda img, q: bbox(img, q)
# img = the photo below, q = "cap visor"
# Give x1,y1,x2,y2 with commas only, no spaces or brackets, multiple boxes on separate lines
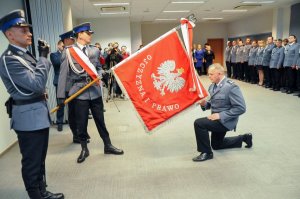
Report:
19,23,32,27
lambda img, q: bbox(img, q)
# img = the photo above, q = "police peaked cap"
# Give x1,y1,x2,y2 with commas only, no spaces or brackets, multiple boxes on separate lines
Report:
73,22,94,34
0,9,31,32
59,30,74,40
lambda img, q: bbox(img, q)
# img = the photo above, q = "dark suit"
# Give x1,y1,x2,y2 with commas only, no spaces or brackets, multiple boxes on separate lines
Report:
194,78,246,153
0,44,51,197
50,50,64,125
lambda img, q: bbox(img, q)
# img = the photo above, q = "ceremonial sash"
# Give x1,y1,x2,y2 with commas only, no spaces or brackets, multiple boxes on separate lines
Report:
68,47,98,80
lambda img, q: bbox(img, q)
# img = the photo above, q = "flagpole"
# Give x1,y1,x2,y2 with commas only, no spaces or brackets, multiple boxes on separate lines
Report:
50,76,101,114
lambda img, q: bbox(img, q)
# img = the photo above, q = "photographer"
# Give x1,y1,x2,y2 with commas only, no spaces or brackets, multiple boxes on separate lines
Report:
105,42,124,99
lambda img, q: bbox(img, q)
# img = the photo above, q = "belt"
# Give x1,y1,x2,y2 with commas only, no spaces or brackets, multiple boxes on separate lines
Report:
13,95,46,105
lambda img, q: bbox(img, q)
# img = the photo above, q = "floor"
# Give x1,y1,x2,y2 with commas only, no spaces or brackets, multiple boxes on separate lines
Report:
0,76,300,199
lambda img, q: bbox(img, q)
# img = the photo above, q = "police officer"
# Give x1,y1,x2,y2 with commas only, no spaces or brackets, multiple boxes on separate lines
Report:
58,30,84,143
236,40,245,80
50,40,64,131
0,10,64,199
262,37,275,88
283,35,300,94
193,64,252,162
230,40,238,79
225,41,232,78
296,48,300,97
269,39,284,91
57,22,124,164
255,40,265,86
248,40,258,84
243,38,252,82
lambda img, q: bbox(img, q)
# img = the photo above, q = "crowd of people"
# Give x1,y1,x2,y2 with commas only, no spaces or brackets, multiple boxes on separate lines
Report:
224,35,300,96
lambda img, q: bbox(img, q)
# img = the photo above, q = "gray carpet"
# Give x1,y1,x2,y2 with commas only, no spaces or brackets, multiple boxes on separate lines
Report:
1,76,300,199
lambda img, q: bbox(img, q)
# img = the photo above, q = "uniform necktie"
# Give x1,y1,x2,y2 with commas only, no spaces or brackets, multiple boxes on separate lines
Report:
213,84,217,93
82,47,87,56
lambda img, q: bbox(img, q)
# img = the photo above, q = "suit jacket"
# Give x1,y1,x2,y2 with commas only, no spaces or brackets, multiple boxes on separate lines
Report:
202,78,246,130
57,43,102,100
255,47,264,66
262,43,275,66
248,47,258,66
283,43,300,67
50,50,62,86
0,44,51,131
269,47,284,69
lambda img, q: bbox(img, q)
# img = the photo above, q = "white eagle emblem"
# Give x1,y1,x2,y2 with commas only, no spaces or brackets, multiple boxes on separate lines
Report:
151,60,185,96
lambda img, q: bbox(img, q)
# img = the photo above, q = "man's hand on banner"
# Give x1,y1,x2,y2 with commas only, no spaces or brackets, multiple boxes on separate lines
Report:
207,113,220,121
197,99,206,107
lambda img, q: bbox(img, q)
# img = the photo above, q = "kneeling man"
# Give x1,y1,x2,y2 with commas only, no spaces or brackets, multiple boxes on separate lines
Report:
193,63,252,162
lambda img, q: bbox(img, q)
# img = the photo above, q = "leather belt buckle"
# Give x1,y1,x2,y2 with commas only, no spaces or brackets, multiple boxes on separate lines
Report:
86,76,91,84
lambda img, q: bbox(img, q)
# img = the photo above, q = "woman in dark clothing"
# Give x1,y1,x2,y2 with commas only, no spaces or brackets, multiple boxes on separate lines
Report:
204,45,215,73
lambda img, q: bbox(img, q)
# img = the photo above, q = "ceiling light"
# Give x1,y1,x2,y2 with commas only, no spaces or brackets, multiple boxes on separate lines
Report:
94,2,130,6
202,17,223,20
155,18,177,21
171,1,205,3
241,1,274,3
100,12,129,15
222,9,248,12
163,10,190,13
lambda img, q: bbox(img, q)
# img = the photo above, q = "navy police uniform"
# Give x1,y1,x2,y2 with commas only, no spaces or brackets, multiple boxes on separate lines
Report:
0,10,64,199
57,23,124,163
270,46,284,90
262,43,275,87
283,42,300,93
248,46,258,83
225,44,232,78
50,38,65,131
193,77,251,161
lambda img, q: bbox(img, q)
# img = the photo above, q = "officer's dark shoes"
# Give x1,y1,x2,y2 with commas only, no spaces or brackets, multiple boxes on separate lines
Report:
41,191,64,199
77,148,89,163
104,144,124,155
77,141,89,163
57,124,63,132
243,133,253,148
192,152,213,162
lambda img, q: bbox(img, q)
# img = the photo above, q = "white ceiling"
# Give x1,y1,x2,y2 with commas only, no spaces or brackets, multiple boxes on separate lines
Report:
70,0,300,23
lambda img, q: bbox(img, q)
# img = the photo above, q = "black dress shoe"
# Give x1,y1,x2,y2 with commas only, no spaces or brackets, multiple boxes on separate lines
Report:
287,90,293,94
41,191,64,199
243,133,253,148
77,148,89,163
57,124,63,132
192,152,213,162
104,144,124,155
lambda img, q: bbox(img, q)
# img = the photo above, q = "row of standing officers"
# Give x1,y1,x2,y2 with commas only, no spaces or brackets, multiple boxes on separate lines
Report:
225,35,300,95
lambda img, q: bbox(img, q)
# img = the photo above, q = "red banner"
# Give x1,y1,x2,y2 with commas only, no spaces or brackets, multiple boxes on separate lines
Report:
113,30,207,132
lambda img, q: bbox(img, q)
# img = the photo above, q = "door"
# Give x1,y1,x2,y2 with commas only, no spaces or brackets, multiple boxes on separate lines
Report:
207,38,224,66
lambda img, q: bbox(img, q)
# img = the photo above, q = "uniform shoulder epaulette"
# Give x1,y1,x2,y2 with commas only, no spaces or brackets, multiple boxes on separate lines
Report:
227,79,235,85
